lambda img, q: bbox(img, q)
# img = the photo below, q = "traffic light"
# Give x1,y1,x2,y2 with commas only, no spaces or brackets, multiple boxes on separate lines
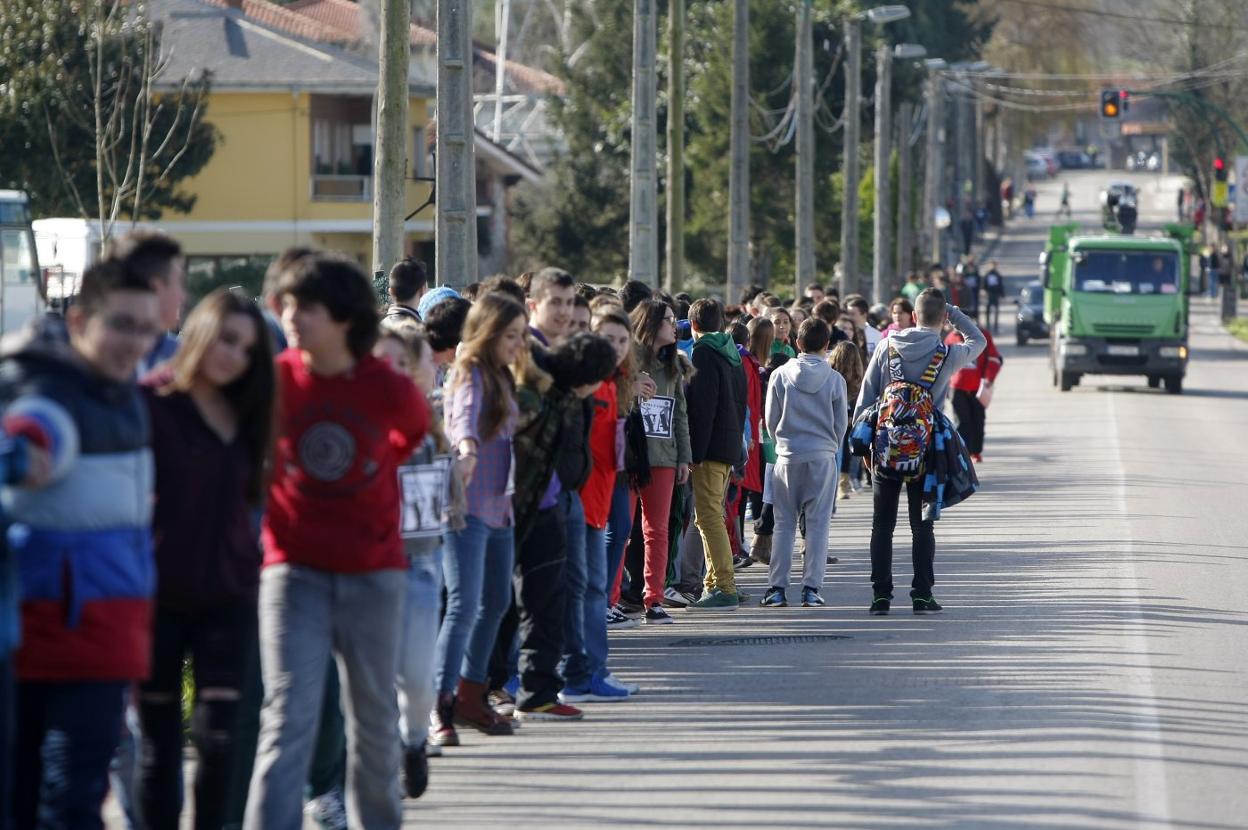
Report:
1100,90,1120,119
1214,156,1227,182
1118,90,1130,112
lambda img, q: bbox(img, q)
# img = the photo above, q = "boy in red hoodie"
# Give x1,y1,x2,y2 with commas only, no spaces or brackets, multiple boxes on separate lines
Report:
245,254,430,830
945,326,1003,463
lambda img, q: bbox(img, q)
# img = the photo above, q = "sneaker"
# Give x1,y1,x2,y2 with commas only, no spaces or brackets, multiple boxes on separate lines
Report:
607,608,640,630
826,554,839,565
679,589,701,605
733,553,753,571
661,586,691,608
616,599,645,618
971,453,983,464
601,672,640,695
735,588,751,603
760,587,788,607
644,605,674,625
869,596,891,616
801,587,825,607
560,674,631,704
306,787,348,830
402,743,429,799
425,742,443,758
488,687,516,717
913,596,944,615
685,589,739,611
516,701,584,721
503,674,520,697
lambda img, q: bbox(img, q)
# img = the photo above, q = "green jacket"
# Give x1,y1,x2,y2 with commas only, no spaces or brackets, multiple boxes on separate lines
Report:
636,348,693,469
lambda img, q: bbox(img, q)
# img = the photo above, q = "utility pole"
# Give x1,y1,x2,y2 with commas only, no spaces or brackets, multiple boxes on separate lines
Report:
727,0,750,302
436,0,477,288
895,100,912,279
491,0,510,143
372,0,412,277
629,0,659,286
924,74,944,266
665,0,685,293
872,43,892,305
794,0,815,300
840,18,862,298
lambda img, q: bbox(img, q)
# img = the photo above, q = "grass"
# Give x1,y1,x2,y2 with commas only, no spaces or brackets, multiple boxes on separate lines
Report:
1227,317,1248,344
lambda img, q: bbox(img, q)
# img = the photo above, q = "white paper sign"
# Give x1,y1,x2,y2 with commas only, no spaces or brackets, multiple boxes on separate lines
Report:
398,457,451,539
639,395,675,439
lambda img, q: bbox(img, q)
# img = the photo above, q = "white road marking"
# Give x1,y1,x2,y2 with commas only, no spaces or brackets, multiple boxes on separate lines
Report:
1107,391,1173,828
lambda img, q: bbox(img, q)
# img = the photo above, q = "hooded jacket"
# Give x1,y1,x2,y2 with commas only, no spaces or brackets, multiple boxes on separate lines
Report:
0,316,155,681
854,305,986,420
687,332,746,466
765,352,848,458
635,347,693,470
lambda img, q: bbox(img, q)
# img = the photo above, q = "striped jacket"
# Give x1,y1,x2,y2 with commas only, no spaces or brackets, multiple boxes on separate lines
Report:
0,317,154,681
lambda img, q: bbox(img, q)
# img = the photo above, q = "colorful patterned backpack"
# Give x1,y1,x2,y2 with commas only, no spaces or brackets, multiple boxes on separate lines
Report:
872,343,947,481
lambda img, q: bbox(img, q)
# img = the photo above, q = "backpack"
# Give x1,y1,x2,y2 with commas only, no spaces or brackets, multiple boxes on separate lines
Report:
872,344,947,481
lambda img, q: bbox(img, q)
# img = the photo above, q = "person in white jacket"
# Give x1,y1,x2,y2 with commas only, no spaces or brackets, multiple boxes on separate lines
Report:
761,318,848,608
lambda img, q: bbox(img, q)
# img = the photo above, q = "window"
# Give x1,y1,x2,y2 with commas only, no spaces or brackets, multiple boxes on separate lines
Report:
1074,251,1178,295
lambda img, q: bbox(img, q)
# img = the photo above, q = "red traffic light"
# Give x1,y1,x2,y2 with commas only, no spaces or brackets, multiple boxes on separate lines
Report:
1214,157,1225,171
1118,90,1130,111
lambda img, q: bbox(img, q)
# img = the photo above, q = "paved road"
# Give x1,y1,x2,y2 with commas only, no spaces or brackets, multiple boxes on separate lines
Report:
407,170,1248,828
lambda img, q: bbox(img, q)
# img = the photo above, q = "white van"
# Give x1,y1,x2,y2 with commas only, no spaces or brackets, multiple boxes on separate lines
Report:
32,217,107,309
0,191,45,336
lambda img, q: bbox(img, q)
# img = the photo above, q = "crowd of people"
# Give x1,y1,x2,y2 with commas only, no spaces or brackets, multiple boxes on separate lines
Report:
0,232,1001,830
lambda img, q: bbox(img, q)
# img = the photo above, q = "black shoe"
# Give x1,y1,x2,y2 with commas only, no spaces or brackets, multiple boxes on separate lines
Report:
869,596,891,616
913,596,943,615
617,598,645,617
644,605,674,625
733,553,754,571
402,743,429,798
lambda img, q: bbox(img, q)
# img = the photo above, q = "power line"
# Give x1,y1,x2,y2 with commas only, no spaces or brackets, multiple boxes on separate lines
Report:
995,0,1248,33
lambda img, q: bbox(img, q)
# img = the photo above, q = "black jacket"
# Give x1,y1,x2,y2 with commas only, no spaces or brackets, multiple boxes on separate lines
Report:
686,336,747,466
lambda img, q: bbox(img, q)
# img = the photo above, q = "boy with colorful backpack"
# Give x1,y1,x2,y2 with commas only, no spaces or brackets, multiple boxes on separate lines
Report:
852,289,984,617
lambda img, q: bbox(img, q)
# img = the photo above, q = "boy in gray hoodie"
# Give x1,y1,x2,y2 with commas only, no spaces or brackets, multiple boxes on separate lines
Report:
853,288,984,616
762,318,848,608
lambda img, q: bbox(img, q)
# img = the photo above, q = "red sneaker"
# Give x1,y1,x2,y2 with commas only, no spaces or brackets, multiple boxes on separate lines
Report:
971,453,983,463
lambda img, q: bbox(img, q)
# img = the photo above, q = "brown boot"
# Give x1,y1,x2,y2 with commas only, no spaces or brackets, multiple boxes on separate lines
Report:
750,533,772,565
455,679,514,736
838,472,852,500
429,692,460,747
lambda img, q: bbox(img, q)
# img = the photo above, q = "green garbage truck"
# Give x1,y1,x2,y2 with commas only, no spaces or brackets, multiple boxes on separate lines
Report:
1041,222,1196,394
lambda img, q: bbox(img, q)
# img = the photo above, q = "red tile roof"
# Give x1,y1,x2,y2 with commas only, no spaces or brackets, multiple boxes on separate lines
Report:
286,0,437,48
197,0,351,44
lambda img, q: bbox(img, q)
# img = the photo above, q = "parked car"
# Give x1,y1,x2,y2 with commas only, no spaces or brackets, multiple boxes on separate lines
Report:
1025,156,1049,181
1057,149,1093,169
1015,279,1049,345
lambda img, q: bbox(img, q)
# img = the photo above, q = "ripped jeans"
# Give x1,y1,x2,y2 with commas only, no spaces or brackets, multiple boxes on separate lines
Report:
138,601,256,830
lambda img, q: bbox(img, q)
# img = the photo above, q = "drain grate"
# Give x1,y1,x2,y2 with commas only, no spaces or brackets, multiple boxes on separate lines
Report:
668,634,851,647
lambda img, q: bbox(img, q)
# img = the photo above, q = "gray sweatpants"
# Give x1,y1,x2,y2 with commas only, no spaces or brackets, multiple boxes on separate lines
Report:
768,453,838,593
245,564,406,830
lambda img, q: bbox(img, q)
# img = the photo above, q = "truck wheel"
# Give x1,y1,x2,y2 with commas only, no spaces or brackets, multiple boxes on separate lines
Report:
1059,371,1077,392
1016,332,1028,346
1147,375,1160,389
1164,375,1183,395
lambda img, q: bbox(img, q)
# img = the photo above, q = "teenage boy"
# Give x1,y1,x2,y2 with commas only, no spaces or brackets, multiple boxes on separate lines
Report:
684,298,747,611
245,254,430,830
1,260,160,828
761,318,848,608
854,289,984,617
845,295,883,355
108,230,186,374
384,258,428,322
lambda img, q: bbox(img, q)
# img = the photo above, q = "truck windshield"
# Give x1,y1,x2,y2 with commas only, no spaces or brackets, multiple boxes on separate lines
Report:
1074,250,1179,295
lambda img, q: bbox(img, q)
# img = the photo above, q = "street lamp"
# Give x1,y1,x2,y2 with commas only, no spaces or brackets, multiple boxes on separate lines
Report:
841,4,911,299
873,41,928,303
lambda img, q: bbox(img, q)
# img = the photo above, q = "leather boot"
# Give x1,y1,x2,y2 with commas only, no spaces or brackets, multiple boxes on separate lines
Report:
750,533,772,565
455,678,514,736
429,692,459,747
838,472,852,500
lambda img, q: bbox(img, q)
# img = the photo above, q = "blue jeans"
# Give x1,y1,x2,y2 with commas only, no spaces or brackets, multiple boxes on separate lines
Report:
398,550,443,748
560,492,591,689
605,481,635,603
107,698,141,830
435,516,515,692
15,680,128,830
581,526,609,680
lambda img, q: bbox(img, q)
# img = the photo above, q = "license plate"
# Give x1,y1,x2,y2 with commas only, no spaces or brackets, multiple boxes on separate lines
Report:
1107,345,1138,356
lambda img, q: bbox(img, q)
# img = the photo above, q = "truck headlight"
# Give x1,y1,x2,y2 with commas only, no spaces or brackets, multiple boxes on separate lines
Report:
1064,343,1088,355
1159,345,1187,359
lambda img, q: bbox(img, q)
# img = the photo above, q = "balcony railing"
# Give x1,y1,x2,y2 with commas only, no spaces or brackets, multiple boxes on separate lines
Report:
311,175,372,202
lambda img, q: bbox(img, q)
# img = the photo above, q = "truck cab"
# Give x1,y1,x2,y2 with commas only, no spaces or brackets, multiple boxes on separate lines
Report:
1042,223,1195,394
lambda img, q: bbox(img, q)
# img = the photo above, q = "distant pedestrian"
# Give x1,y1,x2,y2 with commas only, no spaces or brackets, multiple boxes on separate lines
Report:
829,341,865,500
854,289,984,617
1057,182,1072,219
983,261,1005,333
760,319,848,609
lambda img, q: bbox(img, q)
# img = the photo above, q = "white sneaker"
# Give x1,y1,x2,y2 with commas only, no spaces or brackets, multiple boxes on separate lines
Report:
662,586,690,608
306,787,348,830
602,672,641,695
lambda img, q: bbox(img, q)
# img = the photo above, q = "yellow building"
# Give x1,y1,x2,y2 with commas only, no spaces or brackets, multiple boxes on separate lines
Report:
151,0,436,274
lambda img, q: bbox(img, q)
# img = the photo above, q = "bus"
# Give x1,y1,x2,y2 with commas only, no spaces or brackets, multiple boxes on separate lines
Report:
0,190,45,336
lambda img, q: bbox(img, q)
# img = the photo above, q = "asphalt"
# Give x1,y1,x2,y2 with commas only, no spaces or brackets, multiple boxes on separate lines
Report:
403,170,1248,829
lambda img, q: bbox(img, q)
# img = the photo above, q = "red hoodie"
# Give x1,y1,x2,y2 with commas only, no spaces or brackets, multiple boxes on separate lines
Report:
263,350,431,572
946,328,1003,393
